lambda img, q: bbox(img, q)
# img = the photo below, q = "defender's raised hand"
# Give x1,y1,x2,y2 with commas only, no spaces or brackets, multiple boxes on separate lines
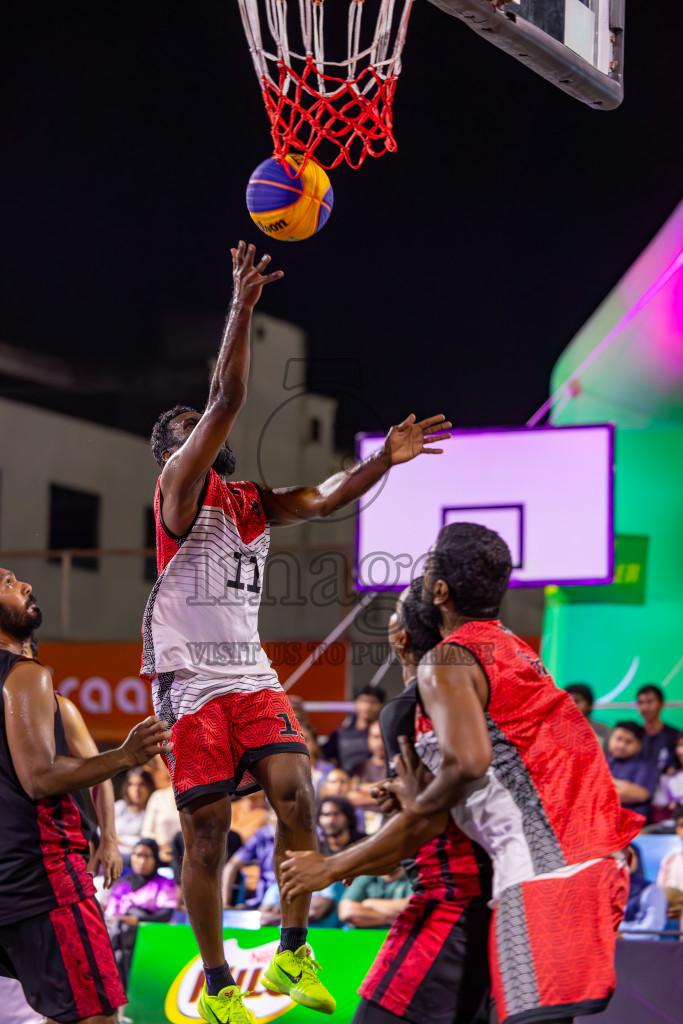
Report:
383,413,452,466
231,240,284,310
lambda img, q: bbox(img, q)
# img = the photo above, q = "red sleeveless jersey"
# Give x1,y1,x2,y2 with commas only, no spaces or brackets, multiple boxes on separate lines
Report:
141,469,280,726
415,620,642,898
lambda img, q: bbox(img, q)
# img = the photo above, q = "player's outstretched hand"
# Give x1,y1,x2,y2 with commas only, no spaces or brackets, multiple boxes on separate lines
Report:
121,715,173,768
370,778,401,817
383,413,452,466
280,850,334,901
383,735,433,816
231,240,284,310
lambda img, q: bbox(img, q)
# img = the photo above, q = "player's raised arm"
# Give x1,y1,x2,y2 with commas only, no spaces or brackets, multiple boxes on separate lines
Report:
261,412,451,526
160,241,283,537
4,661,172,800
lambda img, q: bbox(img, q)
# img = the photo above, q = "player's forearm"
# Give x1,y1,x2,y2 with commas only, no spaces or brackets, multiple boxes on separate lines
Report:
29,747,133,801
93,779,117,840
313,449,391,517
323,810,443,881
412,758,484,818
208,301,253,409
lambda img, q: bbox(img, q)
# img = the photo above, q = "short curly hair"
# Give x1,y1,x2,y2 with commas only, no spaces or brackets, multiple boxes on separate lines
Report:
398,578,442,659
150,405,196,468
432,522,512,618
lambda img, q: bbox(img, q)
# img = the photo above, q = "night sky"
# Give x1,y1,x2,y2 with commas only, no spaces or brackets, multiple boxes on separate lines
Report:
1,1,682,444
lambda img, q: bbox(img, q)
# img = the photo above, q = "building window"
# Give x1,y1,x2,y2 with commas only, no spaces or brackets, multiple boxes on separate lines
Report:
144,507,157,582
309,417,321,443
49,485,100,571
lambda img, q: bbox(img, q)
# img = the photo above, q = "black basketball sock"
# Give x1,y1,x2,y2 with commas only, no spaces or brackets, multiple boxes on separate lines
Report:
204,961,237,996
279,926,308,953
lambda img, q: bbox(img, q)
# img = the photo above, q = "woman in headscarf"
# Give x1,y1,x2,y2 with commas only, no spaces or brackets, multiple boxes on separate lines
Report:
105,838,177,988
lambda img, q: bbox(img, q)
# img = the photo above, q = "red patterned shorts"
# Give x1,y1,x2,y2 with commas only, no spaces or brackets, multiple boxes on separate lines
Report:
165,688,309,808
489,856,629,1024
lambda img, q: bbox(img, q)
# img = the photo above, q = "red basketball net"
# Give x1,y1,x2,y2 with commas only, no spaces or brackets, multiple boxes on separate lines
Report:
237,0,414,172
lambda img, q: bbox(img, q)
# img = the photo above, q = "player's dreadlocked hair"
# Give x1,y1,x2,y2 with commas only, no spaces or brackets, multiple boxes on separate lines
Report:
431,522,512,619
150,405,196,468
399,578,443,660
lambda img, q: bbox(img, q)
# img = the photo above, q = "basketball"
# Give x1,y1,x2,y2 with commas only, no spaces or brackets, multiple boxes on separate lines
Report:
246,154,333,242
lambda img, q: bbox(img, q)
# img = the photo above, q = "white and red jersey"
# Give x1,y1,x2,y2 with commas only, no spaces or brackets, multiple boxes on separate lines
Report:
415,620,642,900
141,469,280,725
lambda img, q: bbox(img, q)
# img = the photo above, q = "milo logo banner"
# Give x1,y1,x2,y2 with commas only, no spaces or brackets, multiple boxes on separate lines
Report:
127,925,386,1023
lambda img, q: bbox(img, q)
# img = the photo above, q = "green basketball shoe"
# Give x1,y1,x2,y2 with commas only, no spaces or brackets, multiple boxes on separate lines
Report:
197,983,255,1024
262,944,336,1014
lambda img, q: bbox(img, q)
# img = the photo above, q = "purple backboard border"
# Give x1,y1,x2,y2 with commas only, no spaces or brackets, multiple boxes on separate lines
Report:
442,503,525,570
353,423,615,593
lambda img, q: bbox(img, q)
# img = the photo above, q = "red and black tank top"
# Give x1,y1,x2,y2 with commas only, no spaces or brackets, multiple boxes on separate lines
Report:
0,652,95,924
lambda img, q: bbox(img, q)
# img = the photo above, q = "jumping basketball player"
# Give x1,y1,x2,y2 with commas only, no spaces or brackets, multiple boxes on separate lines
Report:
0,569,172,1024
142,240,451,1024
280,580,492,1024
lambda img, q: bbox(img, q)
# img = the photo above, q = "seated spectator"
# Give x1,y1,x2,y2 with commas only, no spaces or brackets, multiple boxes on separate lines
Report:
606,721,659,818
564,683,610,748
323,686,386,774
349,721,388,800
259,879,345,929
655,805,683,920
301,724,334,797
619,845,667,940
141,755,181,864
338,867,413,929
222,806,277,909
114,768,155,865
651,732,683,825
348,720,388,834
317,796,365,856
636,685,679,772
318,770,366,834
105,839,176,988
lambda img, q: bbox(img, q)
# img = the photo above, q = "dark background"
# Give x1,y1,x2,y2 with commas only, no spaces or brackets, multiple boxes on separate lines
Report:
1,1,681,444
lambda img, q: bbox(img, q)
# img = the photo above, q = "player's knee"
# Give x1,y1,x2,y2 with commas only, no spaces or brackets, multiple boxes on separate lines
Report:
183,821,228,871
274,778,315,832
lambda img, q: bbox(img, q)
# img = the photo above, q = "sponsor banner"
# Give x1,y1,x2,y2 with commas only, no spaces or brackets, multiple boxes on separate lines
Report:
38,642,348,742
126,924,385,1023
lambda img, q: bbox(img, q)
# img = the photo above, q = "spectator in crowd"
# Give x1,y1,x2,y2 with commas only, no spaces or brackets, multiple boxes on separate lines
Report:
318,769,366,833
222,806,277,909
349,721,388,795
105,838,177,987
564,683,610,748
618,845,667,939
651,733,683,825
259,879,345,930
141,754,181,864
655,805,683,921
606,721,659,818
317,796,365,856
323,686,386,774
114,768,155,865
636,685,679,772
348,720,388,834
338,867,413,929
301,723,334,797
